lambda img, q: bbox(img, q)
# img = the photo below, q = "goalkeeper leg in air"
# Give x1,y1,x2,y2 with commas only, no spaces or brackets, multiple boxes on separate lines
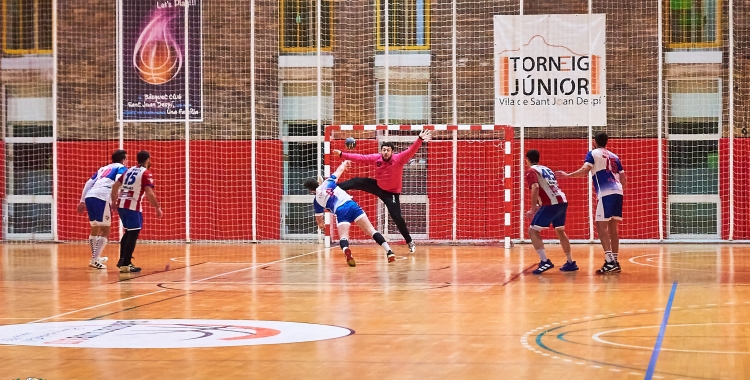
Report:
332,130,432,254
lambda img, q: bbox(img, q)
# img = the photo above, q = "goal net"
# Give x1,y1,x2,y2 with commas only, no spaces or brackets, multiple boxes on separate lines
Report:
5,0,749,245
324,125,514,248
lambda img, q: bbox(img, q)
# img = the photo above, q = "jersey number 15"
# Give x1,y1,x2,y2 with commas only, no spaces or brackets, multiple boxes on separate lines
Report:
123,171,138,186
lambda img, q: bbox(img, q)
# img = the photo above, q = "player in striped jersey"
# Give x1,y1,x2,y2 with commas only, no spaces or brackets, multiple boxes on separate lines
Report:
304,160,396,267
524,150,577,274
110,150,164,273
77,149,128,269
557,132,626,274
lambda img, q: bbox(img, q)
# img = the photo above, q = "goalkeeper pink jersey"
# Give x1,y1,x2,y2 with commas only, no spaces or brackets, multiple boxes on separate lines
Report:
340,137,423,194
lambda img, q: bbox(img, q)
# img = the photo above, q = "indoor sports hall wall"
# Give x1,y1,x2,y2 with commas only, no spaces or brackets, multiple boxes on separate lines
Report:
2,0,750,242
38,138,750,241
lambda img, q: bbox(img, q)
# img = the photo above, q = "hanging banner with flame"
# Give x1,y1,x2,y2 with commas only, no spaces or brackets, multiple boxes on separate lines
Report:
119,0,202,122
494,14,606,127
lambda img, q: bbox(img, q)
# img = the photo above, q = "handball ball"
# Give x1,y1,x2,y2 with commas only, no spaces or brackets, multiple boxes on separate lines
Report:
345,137,356,150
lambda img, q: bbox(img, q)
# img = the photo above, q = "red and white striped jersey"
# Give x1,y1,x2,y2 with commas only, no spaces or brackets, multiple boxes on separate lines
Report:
525,164,567,205
116,165,154,211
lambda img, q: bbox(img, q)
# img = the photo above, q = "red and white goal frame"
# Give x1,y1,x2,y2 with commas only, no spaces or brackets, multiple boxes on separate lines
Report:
323,124,514,249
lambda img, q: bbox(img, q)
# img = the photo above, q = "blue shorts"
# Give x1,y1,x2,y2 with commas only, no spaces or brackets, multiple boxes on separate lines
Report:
117,208,143,231
334,201,366,225
85,197,112,226
596,194,623,221
530,203,568,231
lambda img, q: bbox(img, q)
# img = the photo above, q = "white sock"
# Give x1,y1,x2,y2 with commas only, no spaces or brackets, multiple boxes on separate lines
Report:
613,252,619,262
95,237,108,260
91,237,102,262
89,235,96,262
536,248,548,261
605,251,615,263
382,242,392,253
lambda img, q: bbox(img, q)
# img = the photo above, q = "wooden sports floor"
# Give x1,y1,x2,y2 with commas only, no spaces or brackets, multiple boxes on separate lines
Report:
1,242,749,379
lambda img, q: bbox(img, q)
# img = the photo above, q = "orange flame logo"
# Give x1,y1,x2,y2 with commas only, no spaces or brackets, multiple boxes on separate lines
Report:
133,9,183,85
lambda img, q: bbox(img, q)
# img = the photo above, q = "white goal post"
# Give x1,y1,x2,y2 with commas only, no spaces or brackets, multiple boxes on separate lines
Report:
323,124,514,249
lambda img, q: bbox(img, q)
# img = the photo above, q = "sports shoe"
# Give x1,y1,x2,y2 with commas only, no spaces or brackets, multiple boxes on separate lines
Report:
596,261,621,274
88,261,106,269
387,250,396,263
98,256,108,263
119,264,142,273
344,248,356,267
532,259,554,274
559,261,579,272
408,241,416,254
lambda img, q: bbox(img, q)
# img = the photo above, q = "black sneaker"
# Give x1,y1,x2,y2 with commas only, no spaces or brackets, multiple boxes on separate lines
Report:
532,259,554,274
119,264,142,273
387,250,396,263
596,261,621,274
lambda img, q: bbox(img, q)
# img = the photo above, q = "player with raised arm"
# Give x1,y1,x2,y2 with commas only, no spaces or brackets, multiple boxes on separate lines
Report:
524,150,578,274
111,150,164,273
556,132,626,274
304,160,396,267
77,149,128,269
332,130,431,254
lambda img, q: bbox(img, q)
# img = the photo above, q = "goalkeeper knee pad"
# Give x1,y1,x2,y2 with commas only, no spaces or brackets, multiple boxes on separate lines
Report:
372,232,386,245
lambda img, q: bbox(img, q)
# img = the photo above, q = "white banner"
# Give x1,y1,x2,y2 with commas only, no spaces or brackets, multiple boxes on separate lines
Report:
494,14,606,127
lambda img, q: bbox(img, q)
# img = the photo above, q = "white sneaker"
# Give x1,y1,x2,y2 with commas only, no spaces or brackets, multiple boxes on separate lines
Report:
98,256,108,263
408,241,416,253
89,261,107,269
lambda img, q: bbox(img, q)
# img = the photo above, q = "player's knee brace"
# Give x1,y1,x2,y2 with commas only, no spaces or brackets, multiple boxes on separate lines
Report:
372,232,386,245
124,229,140,242
339,238,349,250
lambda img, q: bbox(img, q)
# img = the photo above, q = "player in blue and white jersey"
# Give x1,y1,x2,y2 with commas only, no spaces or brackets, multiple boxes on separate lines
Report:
77,149,128,269
304,160,395,267
557,132,627,274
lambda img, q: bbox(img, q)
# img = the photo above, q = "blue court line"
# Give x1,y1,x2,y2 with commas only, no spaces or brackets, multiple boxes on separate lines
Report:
644,281,678,380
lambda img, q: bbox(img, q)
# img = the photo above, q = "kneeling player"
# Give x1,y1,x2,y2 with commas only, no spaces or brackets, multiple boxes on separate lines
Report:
304,160,395,267
524,150,578,274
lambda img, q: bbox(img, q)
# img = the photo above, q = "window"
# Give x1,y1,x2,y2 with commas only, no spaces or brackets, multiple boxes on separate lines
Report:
283,203,317,235
668,0,719,47
666,79,721,239
279,81,332,238
6,143,52,196
669,203,717,235
376,81,430,124
667,140,718,195
377,0,429,50
3,0,52,54
5,85,54,240
280,0,333,52
284,140,323,196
